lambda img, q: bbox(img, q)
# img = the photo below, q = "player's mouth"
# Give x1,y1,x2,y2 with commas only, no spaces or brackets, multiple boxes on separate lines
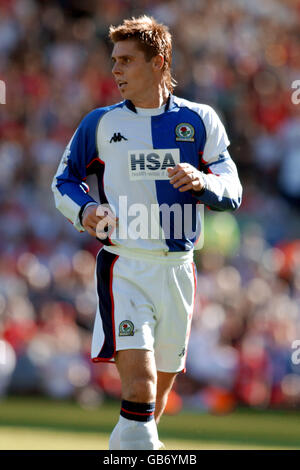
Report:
117,81,127,90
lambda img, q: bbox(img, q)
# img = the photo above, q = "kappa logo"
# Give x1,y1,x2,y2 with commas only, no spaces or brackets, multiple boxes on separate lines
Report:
128,149,180,180
119,320,135,336
110,132,128,143
178,347,186,358
175,123,195,142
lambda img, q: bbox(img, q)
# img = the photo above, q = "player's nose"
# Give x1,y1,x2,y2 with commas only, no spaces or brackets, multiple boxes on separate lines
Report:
112,61,122,76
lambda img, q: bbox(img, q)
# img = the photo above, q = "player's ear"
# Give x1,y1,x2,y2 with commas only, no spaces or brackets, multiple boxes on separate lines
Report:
152,54,164,72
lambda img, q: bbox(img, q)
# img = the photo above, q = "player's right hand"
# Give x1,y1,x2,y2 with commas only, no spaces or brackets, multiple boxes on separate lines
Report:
82,204,117,239
82,204,102,237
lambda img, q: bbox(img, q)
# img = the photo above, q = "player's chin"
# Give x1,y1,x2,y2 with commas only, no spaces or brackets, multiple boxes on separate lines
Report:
119,87,133,100
118,84,128,95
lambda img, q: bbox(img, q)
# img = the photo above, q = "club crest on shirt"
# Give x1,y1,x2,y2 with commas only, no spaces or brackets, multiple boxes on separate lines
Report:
175,123,195,142
119,320,135,336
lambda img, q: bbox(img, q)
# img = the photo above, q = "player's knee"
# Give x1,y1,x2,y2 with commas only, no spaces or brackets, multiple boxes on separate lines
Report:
126,376,156,403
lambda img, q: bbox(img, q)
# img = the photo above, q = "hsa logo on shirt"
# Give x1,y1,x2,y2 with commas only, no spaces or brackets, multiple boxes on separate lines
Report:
128,149,180,180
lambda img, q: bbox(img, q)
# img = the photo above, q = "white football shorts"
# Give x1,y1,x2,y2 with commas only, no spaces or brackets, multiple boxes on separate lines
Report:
91,245,197,373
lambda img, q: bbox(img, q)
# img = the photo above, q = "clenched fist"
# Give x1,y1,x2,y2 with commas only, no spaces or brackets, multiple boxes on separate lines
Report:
82,204,117,239
167,163,205,193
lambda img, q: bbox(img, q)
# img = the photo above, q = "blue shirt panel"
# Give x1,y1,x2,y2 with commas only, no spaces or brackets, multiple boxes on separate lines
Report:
151,105,207,251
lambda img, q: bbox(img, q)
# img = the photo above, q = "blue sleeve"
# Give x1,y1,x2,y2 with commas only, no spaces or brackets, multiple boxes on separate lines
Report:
52,109,105,231
192,151,243,211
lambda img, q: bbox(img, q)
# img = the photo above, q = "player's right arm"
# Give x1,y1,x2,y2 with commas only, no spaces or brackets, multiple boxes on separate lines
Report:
52,109,103,232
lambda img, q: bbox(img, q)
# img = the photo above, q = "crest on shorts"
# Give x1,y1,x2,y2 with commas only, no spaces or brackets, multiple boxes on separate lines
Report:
175,123,195,142
119,320,134,336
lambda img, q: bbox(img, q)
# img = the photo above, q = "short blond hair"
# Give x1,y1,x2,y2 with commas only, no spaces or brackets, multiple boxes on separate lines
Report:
109,15,176,93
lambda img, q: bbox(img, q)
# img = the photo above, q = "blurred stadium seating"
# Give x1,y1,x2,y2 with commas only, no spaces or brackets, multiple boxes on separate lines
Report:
0,0,299,413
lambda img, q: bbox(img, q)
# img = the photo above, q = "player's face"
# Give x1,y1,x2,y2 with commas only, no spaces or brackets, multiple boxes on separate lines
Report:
111,40,159,107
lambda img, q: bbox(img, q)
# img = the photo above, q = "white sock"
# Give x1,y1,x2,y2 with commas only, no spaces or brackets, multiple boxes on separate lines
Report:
119,415,159,450
114,400,160,450
109,418,121,450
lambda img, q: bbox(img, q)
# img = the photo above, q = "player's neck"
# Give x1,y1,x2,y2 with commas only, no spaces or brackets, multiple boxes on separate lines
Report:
131,84,169,109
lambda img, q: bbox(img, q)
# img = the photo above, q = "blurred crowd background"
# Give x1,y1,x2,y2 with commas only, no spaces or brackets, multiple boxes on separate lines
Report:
0,0,300,415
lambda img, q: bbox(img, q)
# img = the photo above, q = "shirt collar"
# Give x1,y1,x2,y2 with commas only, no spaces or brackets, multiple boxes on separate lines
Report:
125,94,172,114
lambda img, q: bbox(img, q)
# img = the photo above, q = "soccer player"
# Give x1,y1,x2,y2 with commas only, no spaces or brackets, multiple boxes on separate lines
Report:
52,15,242,450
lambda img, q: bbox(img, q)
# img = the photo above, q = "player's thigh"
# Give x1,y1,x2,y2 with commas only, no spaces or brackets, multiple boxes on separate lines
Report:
155,262,196,373
115,349,157,391
94,250,157,361
112,258,157,354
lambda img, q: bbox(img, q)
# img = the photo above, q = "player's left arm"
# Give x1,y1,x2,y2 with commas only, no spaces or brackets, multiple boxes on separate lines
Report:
168,151,242,211
168,106,242,211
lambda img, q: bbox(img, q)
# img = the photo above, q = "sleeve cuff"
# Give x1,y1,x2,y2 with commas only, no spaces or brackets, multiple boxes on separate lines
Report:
190,172,207,198
191,186,206,197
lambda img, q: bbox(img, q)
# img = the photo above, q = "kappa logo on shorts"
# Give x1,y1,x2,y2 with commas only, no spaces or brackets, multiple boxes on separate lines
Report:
178,347,186,358
175,123,195,142
119,320,135,336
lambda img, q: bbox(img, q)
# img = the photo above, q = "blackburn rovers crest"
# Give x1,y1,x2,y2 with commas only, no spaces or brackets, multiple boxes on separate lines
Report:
175,123,195,142
119,320,135,336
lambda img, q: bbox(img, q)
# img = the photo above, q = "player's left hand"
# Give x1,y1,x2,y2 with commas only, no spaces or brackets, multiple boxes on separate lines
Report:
167,163,205,192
